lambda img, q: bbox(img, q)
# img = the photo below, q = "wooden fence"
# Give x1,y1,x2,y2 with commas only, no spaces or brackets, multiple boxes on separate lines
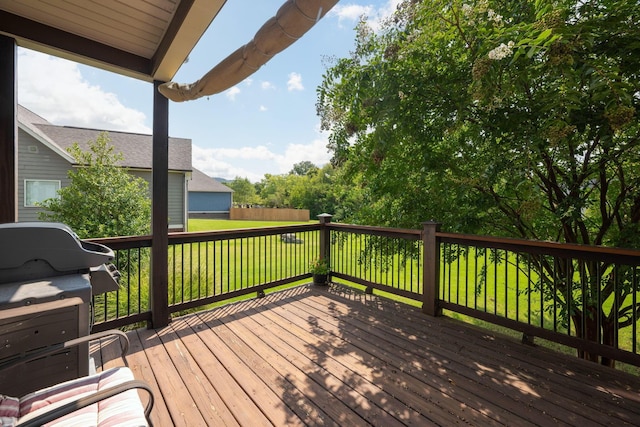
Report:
230,207,309,221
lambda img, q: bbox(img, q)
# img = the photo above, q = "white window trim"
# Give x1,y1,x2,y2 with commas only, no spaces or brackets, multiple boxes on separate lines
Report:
24,179,61,207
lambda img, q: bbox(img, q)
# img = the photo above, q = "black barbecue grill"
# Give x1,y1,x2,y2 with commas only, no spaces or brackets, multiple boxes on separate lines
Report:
0,222,119,396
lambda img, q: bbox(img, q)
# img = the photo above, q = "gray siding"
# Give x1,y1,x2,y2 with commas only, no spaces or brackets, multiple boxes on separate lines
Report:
131,170,186,228
18,130,187,229
17,129,72,222
168,172,186,228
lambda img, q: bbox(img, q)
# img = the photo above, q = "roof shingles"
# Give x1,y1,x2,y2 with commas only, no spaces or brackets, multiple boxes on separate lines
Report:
18,104,191,171
35,124,192,171
189,168,233,193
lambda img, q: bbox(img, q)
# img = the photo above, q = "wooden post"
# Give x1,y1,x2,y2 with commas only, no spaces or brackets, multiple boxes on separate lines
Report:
0,35,17,223
150,81,170,328
422,221,442,316
318,213,332,278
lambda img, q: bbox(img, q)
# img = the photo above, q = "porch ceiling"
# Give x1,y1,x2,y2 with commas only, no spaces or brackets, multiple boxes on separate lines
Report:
0,0,226,82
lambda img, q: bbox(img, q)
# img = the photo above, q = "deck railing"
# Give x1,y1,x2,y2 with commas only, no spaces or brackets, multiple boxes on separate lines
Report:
165,225,320,312
90,224,321,330
433,230,640,367
89,217,640,367
327,223,423,300
91,234,152,329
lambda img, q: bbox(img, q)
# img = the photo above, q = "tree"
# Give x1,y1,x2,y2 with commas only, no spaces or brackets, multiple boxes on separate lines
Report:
247,163,340,216
288,163,340,217
227,176,259,205
39,132,151,238
290,161,319,176
256,174,293,207
317,0,640,365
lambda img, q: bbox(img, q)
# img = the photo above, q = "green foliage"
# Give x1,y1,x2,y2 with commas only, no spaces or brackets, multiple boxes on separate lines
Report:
309,258,329,274
317,0,640,365
38,132,151,238
253,163,340,217
290,160,318,176
288,164,340,217
227,176,259,205
318,0,640,242
256,173,292,208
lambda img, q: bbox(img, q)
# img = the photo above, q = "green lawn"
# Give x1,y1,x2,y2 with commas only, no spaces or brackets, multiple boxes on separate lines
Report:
188,218,315,231
98,218,640,376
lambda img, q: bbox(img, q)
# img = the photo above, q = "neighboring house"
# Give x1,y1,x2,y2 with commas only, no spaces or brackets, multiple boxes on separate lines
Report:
17,104,192,231
188,168,233,219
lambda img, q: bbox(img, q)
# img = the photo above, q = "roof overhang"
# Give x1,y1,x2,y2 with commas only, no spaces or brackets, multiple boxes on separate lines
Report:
0,0,226,82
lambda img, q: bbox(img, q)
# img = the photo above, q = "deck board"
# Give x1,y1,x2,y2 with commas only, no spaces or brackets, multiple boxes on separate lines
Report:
126,329,174,426
175,315,282,427
300,290,596,425
94,284,640,426
256,294,466,426
223,301,410,426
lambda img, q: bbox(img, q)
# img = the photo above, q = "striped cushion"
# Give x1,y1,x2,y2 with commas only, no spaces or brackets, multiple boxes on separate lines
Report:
17,367,147,427
0,394,19,426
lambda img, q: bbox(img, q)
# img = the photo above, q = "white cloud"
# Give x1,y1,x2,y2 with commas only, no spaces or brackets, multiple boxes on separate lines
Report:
17,49,151,133
378,0,403,23
276,137,332,173
287,72,304,91
261,81,275,90
225,86,241,100
331,4,374,23
192,130,331,182
193,144,277,162
193,155,263,182
259,105,268,112
192,144,278,182
330,1,401,31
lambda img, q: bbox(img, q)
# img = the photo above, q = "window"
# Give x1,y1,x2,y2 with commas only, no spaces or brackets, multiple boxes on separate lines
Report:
24,180,60,207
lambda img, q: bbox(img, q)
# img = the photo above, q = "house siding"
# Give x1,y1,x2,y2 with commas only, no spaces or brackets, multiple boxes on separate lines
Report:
168,172,186,228
18,129,187,229
188,192,232,213
17,129,72,222
131,170,186,228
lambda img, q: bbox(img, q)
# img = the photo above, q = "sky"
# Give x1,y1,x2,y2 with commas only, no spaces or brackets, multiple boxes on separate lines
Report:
17,0,399,182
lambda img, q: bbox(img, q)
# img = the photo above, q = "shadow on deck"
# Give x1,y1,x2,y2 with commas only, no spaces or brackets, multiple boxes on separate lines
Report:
92,284,640,426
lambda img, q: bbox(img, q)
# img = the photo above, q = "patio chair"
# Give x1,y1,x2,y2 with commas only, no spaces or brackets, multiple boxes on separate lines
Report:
0,330,154,426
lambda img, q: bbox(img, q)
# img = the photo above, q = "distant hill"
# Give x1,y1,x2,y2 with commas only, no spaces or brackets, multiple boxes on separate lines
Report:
214,177,232,183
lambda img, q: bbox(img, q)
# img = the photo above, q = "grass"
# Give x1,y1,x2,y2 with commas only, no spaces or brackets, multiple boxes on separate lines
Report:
331,241,639,376
98,218,318,321
188,218,315,232
169,218,320,314
97,218,639,375
167,233,315,299
436,248,640,376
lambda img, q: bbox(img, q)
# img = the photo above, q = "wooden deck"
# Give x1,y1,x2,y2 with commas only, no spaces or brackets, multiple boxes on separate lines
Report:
92,284,640,426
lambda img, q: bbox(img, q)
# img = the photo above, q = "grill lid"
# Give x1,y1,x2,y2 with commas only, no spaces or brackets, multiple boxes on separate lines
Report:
0,223,114,274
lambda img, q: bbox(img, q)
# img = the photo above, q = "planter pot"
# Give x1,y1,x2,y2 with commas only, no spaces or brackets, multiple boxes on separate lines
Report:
312,273,328,286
